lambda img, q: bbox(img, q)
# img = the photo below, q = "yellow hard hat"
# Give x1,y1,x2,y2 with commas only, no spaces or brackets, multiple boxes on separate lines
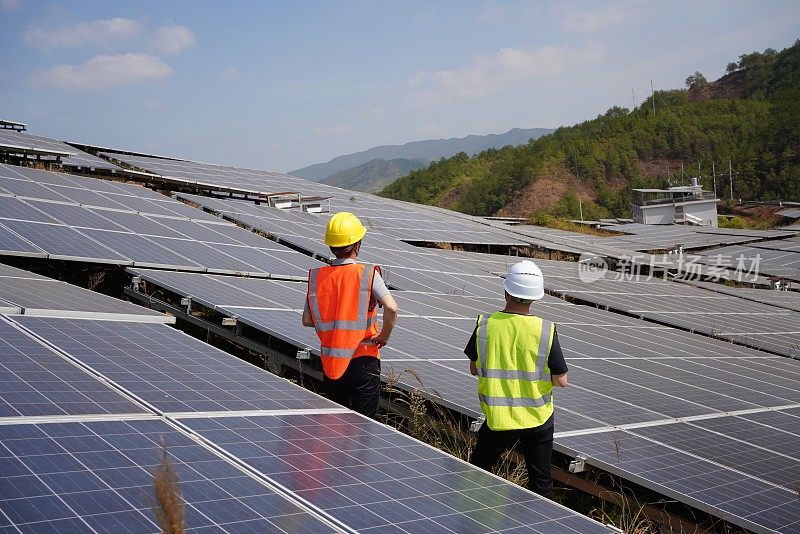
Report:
325,212,366,247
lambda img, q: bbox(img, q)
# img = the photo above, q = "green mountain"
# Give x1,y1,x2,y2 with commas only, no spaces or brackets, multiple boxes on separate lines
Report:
379,40,800,220
321,157,428,193
289,128,553,181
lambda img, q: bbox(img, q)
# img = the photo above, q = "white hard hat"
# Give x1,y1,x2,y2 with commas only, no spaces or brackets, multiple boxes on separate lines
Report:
504,260,545,300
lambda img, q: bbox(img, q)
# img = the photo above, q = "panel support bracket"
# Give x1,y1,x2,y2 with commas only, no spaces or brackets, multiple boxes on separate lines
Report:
568,455,587,474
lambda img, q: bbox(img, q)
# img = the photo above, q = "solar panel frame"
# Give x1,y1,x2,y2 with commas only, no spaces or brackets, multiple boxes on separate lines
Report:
0,318,148,417
0,220,131,264
0,222,47,257
13,316,337,414
0,176,73,202
555,429,800,534
78,229,206,270
0,196,59,223
179,412,613,533
0,418,340,532
21,198,129,230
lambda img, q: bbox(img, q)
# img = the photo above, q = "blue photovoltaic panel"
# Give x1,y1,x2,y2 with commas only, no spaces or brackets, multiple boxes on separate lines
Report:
0,220,129,263
0,275,167,319
0,419,337,532
556,429,800,534
0,196,58,223
0,131,120,170
0,223,45,256
14,317,337,413
0,319,146,417
181,412,613,533
23,200,128,230
78,229,204,270
0,176,72,202
95,211,189,238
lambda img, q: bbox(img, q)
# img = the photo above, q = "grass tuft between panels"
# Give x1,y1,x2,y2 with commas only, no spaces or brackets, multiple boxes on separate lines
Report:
149,438,186,534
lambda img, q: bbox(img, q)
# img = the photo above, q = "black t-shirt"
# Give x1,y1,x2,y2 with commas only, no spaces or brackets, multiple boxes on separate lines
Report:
463,313,568,376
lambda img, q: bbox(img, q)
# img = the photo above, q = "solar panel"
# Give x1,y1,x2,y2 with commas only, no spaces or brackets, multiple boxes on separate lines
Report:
77,229,204,270
0,319,148,417
0,220,129,263
22,199,128,230
179,412,612,533
556,429,800,534
0,273,168,320
0,223,46,257
0,176,72,202
0,418,339,532
219,307,323,353
13,317,336,413
42,185,133,209
679,280,800,312
98,194,191,217
143,236,263,274
0,131,119,170
93,211,188,238
0,196,58,223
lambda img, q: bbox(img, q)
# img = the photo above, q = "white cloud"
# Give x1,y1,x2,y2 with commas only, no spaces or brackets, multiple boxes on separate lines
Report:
312,123,353,135
221,67,240,80
417,123,439,134
151,25,195,55
368,107,385,118
31,53,172,91
1,0,21,12
562,5,628,32
407,44,602,106
24,18,143,51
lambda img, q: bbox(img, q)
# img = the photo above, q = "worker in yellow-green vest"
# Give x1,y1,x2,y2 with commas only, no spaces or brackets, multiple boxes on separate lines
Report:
464,260,568,498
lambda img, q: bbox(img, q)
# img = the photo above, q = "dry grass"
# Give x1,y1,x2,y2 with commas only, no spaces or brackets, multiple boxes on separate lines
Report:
590,489,658,534
150,438,185,534
381,366,531,487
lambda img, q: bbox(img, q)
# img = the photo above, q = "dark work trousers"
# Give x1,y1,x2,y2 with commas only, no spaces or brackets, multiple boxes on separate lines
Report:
470,417,555,498
323,356,381,419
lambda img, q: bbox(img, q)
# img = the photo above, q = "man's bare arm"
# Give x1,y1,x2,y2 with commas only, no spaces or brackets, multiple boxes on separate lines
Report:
370,293,397,348
469,361,478,376
302,305,314,327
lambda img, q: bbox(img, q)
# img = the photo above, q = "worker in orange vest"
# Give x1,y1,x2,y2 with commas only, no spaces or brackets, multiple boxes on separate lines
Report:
303,212,398,418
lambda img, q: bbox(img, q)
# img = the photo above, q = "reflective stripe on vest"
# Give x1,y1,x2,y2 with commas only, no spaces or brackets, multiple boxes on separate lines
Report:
475,312,554,430
307,263,380,379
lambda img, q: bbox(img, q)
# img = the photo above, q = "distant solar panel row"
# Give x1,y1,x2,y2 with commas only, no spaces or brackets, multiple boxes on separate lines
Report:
0,165,323,277
0,130,120,171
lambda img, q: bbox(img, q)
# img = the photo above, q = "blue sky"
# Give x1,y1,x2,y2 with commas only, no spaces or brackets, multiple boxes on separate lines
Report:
1,1,799,172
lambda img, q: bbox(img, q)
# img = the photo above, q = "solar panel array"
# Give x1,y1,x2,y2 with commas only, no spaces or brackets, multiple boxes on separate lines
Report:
0,130,120,171
0,268,607,532
0,262,170,322
3,152,800,531
126,262,800,533
699,243,800,282
533,258,800,357
0,164,323,277
678,279,800,312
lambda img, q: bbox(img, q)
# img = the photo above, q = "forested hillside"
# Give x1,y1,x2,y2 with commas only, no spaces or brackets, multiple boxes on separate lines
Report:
379,40,800,220
321,157,427,192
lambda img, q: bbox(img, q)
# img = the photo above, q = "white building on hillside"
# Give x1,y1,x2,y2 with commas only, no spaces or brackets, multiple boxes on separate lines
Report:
632,178,719,226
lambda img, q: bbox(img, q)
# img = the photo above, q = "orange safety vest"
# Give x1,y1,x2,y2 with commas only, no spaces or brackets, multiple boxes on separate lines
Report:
307,263,380,379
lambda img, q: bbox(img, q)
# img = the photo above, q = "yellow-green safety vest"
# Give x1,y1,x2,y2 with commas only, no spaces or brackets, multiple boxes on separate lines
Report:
475,312,555,430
